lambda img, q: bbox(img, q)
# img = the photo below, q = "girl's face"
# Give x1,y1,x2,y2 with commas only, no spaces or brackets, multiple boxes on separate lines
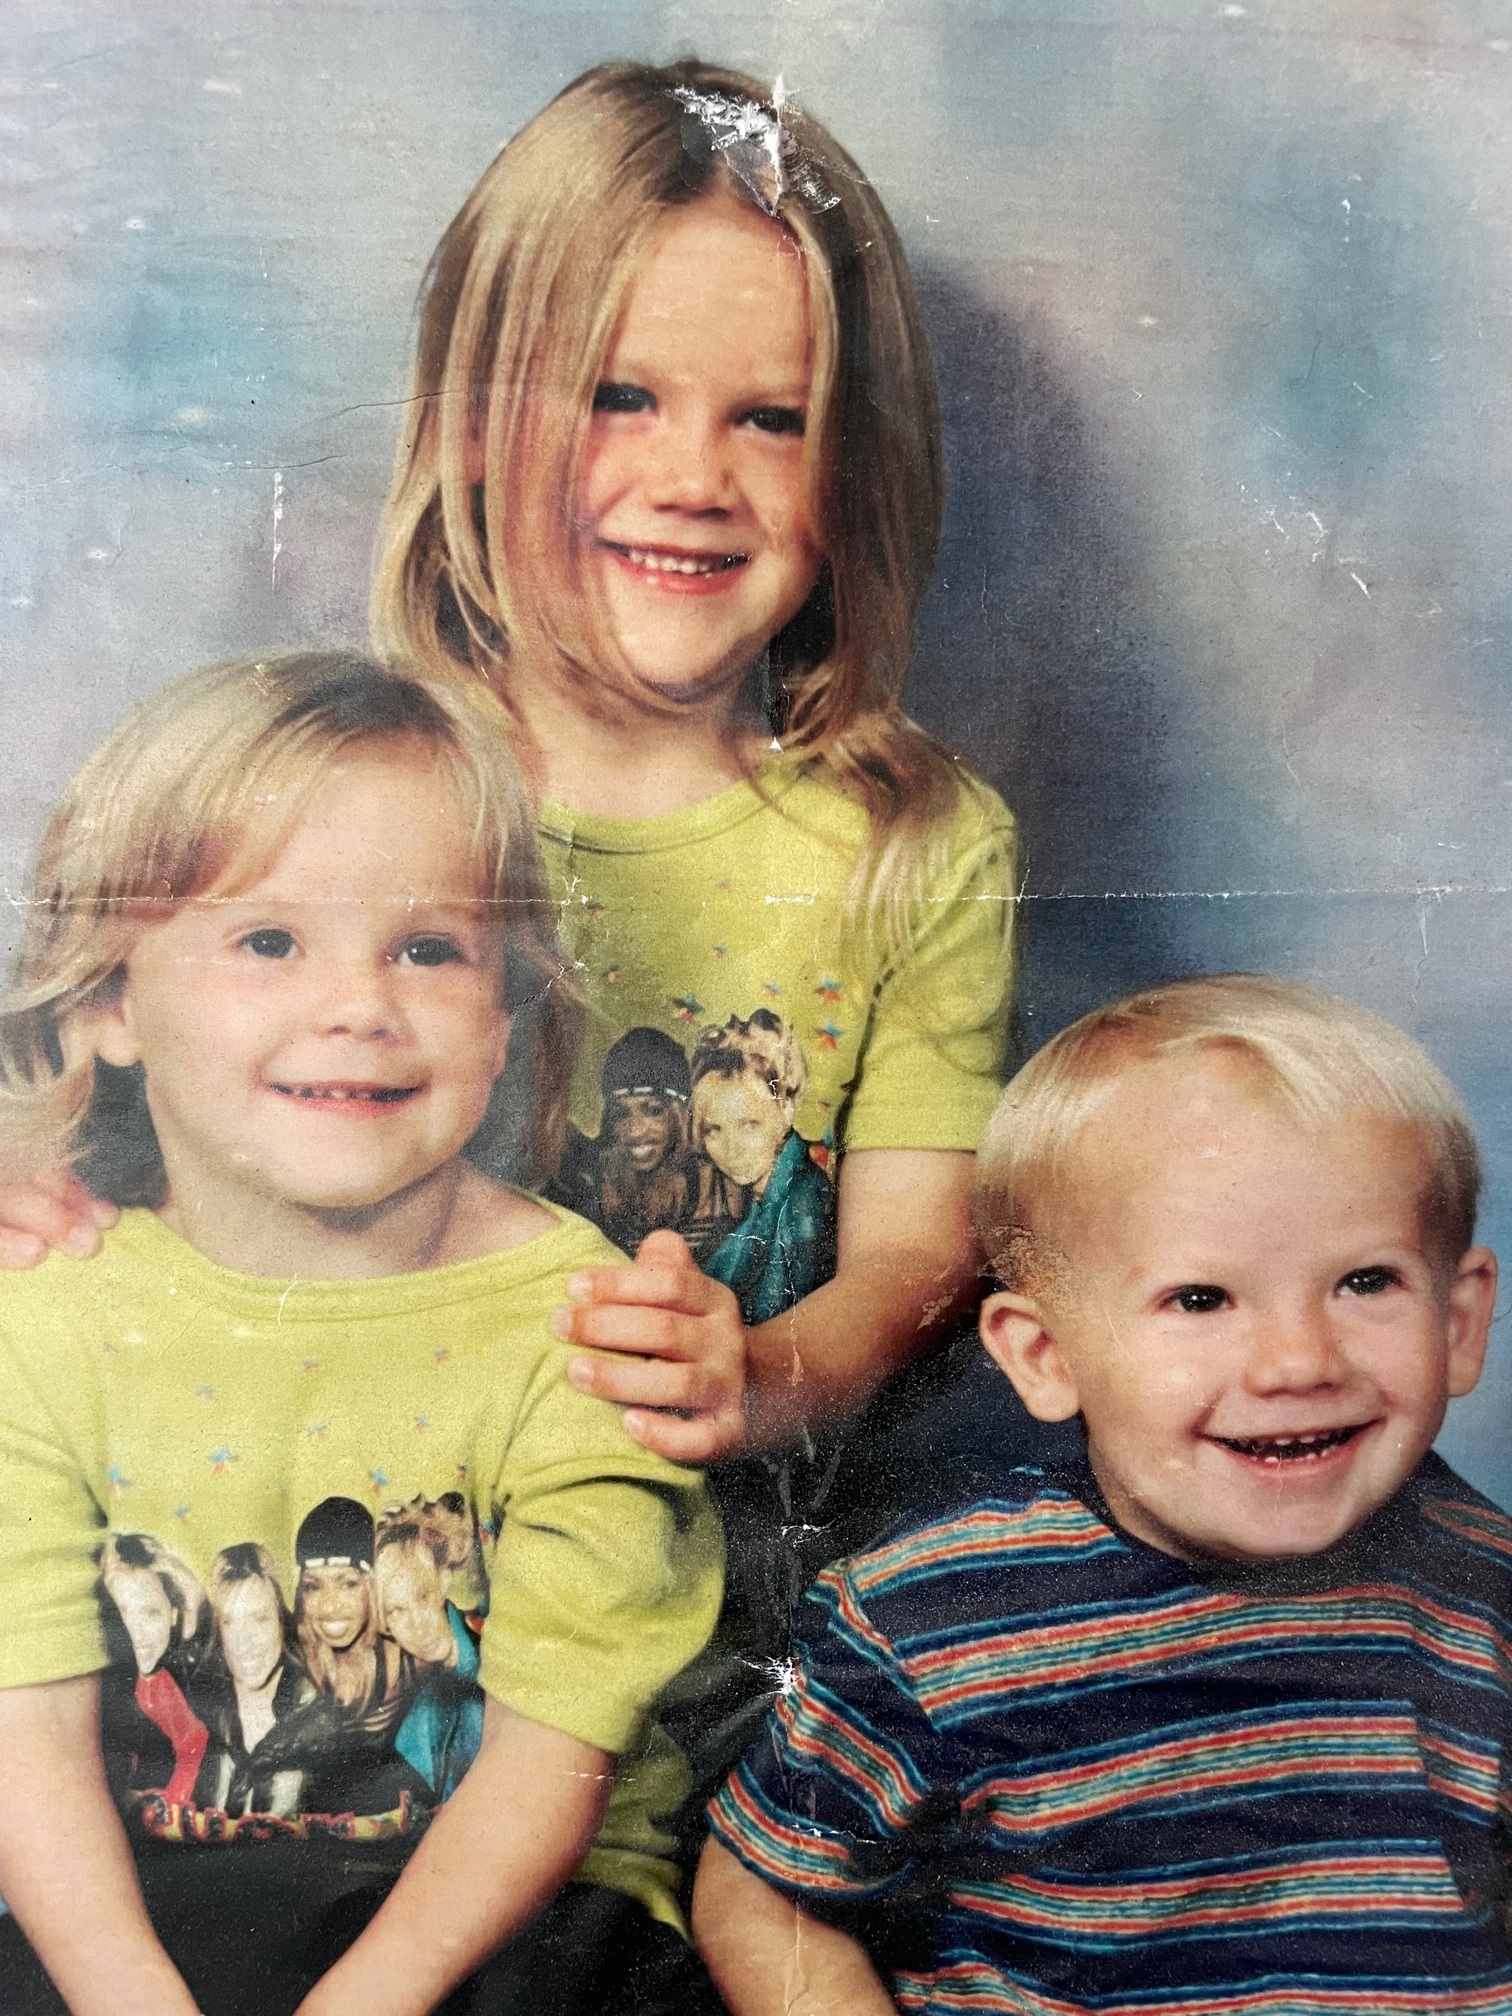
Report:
298,1562,372,1652
608,1090,680,1170
109,1564,174,1676
375,1548,455,1666
576,188,826,712
693,1071,792,1191
218,1578,284,1691
93,751,513,1241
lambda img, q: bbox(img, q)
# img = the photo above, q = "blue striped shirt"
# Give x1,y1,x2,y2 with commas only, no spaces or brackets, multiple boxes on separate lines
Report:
707,1452,1512,2014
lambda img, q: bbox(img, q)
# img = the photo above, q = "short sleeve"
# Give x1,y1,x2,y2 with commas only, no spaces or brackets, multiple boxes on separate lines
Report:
0,1331,108,1689
706,1566,945,1906
840,786,1017,1154
475,1363,724,1755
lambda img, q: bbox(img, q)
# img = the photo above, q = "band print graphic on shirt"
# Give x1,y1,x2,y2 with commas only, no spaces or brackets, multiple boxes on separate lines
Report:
98,1492,485,1845
548,1009,836,1324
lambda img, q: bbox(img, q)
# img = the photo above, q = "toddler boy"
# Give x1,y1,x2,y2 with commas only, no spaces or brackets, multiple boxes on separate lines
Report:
696,975,1512,2014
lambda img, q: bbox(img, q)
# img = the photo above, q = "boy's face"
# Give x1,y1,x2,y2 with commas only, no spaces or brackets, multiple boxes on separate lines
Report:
980,1051,1496,1565
95,750,512,1236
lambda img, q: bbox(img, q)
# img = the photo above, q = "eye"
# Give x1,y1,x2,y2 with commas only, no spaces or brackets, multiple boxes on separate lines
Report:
398,935,464,969
593,381,653,415
1339,1265,1402,1297
742,405,806,438
240,928,296,960
1166,1284,1230,1315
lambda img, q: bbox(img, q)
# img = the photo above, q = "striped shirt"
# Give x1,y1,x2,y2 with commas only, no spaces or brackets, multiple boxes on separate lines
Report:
707,1452,1512,2014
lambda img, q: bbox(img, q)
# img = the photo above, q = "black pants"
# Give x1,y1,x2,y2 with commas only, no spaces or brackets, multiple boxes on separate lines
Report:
0,1849,722,2016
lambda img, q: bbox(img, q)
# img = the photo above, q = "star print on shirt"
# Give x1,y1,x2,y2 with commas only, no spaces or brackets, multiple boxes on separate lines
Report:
670,994,704,1023
207,1446,239,1475
815,1020,844,1050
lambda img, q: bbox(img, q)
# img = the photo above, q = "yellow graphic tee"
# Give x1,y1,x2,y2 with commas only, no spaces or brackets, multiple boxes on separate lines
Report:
0,1205,723,1928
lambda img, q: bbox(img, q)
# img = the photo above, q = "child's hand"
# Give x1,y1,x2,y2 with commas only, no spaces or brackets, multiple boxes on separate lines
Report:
0,1168,116,1266
555,1229,748,1465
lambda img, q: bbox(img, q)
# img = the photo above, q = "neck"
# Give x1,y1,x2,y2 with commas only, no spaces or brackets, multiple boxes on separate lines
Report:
156,1158,521,1280
507,654,773,818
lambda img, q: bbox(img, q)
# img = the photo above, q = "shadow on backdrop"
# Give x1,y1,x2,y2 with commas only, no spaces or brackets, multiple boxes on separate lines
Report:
911,265,1240,1057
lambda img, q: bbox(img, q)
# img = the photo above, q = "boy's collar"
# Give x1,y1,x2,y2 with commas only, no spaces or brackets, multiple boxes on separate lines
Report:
1057,1438,1434,1596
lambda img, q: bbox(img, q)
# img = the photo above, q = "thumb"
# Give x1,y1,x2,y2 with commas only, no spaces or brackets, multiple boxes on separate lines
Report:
633,1228,696,1269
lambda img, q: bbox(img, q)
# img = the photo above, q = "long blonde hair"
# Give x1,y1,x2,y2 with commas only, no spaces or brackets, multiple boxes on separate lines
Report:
0,651,582,1196
371,57,976,957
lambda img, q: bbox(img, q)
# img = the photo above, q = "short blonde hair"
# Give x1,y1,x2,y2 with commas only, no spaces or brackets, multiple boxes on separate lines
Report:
974,974,1481,1288
690,1009,807,1108
0,651,581,1199
372,58,975,964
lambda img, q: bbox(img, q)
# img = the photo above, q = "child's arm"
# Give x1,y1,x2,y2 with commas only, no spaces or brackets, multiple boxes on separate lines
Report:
563,1148,978,1453
693,1839,899,2016
294,1697,611,2016
0,1674,201,2016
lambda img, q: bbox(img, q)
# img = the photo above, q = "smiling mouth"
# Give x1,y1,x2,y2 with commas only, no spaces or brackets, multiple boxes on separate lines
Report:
270,1082,419,1108
1215,1426,1365,1465
606,542,748,577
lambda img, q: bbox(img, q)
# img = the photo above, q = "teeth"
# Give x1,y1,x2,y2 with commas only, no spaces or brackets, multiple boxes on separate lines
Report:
620,545,743,576
276,1084,413,1103
1220,1427,1358,1462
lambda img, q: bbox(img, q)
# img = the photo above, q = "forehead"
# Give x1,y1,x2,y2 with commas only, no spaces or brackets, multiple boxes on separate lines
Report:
611,190,812,379
210,745,490,908
1046,1051,1434,1267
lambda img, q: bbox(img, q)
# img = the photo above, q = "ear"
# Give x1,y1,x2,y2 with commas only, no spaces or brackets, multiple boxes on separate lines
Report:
86,984,142,1070
1445,1244,1498,1398
979,1289,1083,1422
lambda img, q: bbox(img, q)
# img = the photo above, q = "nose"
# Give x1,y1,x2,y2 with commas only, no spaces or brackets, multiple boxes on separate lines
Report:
1241,1299,1347,1395
645,408,735,515
313,955,401,1040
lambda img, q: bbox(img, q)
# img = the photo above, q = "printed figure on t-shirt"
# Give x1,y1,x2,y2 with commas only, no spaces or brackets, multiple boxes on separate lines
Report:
293,1496,404,1722
374,1508,484,1801
552,1028,700,1254
98,1533,211,1808
191,1543,322,1821
689,1013,835,1324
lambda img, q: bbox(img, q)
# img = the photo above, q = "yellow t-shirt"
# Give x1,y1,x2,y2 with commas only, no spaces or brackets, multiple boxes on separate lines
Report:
540,762,1016,1317
0,1204,722,1928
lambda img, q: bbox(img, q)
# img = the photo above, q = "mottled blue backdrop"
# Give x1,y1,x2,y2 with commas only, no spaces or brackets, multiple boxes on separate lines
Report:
3,1,1510,1500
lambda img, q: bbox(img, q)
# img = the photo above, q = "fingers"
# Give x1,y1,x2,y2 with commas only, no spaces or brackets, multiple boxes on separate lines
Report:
621,1404,748,1466
567,1349,729,1414
0,1175,113,1265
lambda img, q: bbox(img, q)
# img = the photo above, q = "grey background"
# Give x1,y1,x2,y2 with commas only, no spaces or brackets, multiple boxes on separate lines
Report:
4,1,1510,1501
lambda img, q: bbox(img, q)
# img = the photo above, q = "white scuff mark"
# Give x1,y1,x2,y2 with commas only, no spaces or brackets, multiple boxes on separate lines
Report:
203,78,242,96
271,469,284,589
1222,3,1247,14
765,891,816,905
175,406,206,427
1341,198,1351,218
1350,381,1373,399
1349,571,1370,598
9,595,32,609
124,216,146,232
1279,730,1300,788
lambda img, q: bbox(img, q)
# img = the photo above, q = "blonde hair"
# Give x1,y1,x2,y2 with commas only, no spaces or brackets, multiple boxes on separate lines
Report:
690,1009,807,1108
371,57,974,959
975,974,1482,1288
0,650,582,1200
